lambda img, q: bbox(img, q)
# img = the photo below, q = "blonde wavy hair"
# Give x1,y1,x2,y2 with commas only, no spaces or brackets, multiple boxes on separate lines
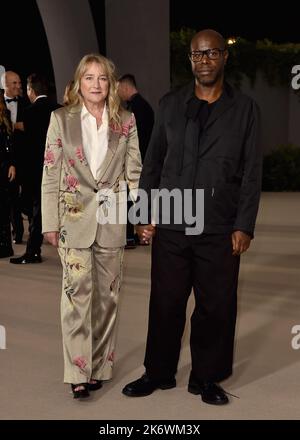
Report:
63,79,74,106
0,93,12,134
67,53,121,127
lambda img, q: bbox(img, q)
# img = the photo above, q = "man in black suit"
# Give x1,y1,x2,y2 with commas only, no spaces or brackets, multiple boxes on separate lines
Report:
118,74,154,161
122,30,262,405
1,70,28,243
10,73,60,264
118,74,154,248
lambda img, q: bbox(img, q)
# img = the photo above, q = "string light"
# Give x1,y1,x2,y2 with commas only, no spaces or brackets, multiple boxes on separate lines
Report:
227,37,237,45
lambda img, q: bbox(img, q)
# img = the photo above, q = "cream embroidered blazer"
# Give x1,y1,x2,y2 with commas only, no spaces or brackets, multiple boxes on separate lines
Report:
42,105,142,248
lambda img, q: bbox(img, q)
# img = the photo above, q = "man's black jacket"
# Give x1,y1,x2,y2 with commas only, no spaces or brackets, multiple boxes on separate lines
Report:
127,93,154,161
7,96,28,184
138,82,262,237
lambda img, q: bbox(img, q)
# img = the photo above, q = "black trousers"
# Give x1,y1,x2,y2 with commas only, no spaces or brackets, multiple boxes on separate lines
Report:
9,180,24,241
25,187,43,256
0,185,13,255
144,228,240,383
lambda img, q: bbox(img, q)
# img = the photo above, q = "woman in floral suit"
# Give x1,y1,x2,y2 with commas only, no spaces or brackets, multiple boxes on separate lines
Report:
42,54,142,399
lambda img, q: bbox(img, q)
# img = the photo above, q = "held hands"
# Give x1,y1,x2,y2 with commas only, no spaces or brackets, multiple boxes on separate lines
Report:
13,122,24,131
136,224,156,244
44,231,59,248
231,231,251,256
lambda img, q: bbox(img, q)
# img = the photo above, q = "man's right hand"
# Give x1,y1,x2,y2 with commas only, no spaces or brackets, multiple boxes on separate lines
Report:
136,224,156,244
44,231,59,247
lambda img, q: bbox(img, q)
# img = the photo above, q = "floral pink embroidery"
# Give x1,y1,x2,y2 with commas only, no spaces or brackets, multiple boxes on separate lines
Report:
68,159,75,167
109,122,119,134
109,114,135,138
122,114,135,137
65,174,79,192
44,149,55,166
108,351,114,362
75,146,86,163
73,356,87,370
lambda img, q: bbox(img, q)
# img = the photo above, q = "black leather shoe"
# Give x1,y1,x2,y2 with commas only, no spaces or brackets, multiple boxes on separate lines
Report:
88,380,103,391
71,383,90,399
10,253,42,264
122,373,176,397
188,379,229,405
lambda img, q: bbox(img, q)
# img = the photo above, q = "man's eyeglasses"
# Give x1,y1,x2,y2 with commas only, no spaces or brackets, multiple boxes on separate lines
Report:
189,48,226,62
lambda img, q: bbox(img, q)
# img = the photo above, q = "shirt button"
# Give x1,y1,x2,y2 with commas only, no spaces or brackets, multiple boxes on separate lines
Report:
93,189,98,193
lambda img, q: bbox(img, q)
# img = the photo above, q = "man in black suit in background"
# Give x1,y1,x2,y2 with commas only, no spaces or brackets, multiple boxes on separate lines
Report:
118,74,154,248
10,73,60,264
118,74,154,161
1,70,28,243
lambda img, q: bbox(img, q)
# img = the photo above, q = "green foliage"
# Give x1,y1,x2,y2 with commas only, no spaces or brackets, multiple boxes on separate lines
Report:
170,27,195,88
262,144,300,191
170,28,300,89
227,38,300,89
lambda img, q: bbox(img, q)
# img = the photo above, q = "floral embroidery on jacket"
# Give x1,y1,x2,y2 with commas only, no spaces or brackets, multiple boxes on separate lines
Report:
75,145,87,165
59,191,83,227
109,114,135,138
65,174,80,193
43,137,63,170
44,149,55,167
65,202,83,220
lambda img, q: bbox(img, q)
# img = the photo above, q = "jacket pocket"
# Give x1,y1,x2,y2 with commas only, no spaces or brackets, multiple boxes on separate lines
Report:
207,183,240,224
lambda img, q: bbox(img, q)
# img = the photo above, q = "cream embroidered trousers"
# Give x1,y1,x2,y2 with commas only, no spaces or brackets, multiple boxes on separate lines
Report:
58,243,124,384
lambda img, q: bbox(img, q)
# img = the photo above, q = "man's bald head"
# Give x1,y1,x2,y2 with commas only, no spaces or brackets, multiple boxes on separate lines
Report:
191,29,226,50
2,70,22,97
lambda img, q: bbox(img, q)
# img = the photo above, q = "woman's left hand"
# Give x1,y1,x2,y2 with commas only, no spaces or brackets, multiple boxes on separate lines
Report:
8,166,16,182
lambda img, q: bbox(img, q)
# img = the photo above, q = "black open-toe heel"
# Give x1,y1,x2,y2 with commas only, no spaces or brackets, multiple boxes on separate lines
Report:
88,379,103,391
71,383,90,399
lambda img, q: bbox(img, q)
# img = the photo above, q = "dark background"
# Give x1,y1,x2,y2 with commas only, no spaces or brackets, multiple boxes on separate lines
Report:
1,1,54,88
0,0,106,98
0,0,299,95
170,1,300,43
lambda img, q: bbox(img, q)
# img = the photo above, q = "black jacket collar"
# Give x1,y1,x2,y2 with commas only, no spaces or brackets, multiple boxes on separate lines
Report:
178,81,237,128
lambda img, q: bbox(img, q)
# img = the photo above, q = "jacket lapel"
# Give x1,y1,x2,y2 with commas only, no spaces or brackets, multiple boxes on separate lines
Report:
66,106,96,187
96,122,120,184
204,83,236,130
196,84,238,157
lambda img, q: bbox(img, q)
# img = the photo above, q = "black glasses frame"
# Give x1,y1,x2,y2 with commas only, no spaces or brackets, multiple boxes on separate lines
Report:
189,48,226,62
